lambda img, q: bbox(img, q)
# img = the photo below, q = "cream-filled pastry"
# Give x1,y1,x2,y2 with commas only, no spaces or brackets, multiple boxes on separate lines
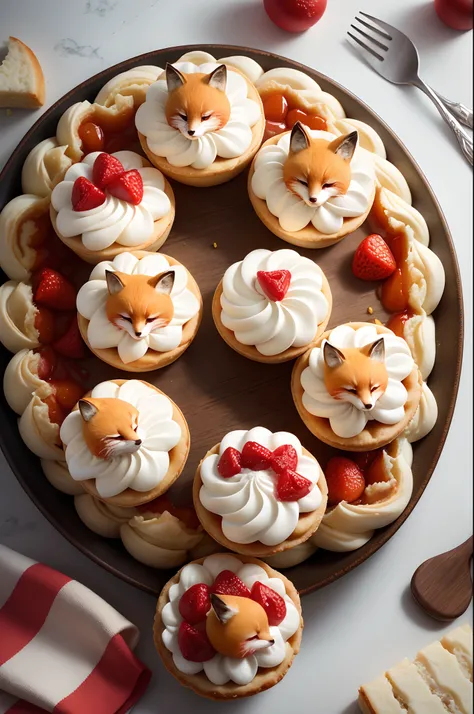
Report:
135,60,264,187
0,195,51,281
76,251,201,371
213,248,332,363
194,427,327,557
21,137,73,198
50,150,174,263
371,186,430,246
293,322,421,451
18,382,67,461
404,382,438,443
4,347,47,414
74,494,137,538
0,280,40,353
155,553,302,699
41,459,84,495
249,123,375,248
60,379,189,507
387,312,436,381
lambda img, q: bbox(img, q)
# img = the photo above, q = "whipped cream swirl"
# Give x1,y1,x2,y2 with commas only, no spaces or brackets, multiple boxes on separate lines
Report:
161,553,300,684
51,151,171,251
76,252,200,364
60,380,182,498
251,130,375,234
220,248,329,356
199,427,323,546
135,61,261,170
301,324,415,439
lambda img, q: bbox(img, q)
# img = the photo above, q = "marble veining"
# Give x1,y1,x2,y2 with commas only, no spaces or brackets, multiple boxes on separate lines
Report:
84,0,118,17
54,39,103,59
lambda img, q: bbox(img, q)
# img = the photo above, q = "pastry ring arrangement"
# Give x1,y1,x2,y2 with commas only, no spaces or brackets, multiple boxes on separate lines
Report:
0,50,447,699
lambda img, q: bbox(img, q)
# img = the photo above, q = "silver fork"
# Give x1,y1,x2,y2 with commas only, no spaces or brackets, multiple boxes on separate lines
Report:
347,11,473,166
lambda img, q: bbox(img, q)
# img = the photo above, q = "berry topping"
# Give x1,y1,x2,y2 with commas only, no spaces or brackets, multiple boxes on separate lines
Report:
33,268,77,311
352,234,397,282
71,176,106,212
36,346,57,380
286,108,327,131
271,444,298,475
325,457,366,506
137,495,200,529
49,379,85,412
263,93,288,123
78,122,105,154
177,621,215,662
241,441,272,471
106,169,144,205
276,469,312,502
34,306,55,344
179,583,212,625
92,153,125,189
44,394,64,426
364,451,387,486
257,269,291,302
52,316,86,359
211,570,251,598
250,581,287,626
348,450,380,472
217,447,242,478
264,0,328,33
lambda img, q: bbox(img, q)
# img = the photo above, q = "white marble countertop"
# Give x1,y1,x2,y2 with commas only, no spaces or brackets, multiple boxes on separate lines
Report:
0,1,472,712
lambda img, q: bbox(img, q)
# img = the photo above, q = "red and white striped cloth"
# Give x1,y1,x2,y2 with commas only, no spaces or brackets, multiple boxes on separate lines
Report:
0,545,151,714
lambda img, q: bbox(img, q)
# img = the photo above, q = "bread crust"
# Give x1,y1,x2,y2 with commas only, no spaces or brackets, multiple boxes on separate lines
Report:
0,37,45,109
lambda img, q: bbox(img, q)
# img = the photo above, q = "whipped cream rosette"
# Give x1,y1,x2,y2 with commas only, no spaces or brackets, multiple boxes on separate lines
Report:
60,379,189,507
3,348,47,415
76,251,201,371
155,553,302,699
41,459,84,496
194,427,327,557
213,248,332,363
21,138,73,198
74,494,137,538
0,280,40,353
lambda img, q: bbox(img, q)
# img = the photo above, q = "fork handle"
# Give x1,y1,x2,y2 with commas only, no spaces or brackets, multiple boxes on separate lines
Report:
414,78,473,166
433,90,473,129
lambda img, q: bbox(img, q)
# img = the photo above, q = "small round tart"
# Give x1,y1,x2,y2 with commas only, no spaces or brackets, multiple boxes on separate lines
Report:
248,129,376,249
193,427,328,557
154,553,303,700
50,151,175,265
292,322,422,452
60,379,190,508
212,248,332,364
135,60,265,187
77,251,202,372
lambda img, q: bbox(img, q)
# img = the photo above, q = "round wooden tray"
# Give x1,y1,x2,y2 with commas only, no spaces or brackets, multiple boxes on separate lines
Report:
0,45,463,597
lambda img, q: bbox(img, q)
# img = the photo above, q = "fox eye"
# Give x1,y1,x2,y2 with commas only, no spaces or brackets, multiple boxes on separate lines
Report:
202,112,212,121
178,113,187,121
297,178,308,187
145,316,157,323
345,387,358,394
323,181,336,189
112,435,125,440
119,314,132,323
371,384,380,392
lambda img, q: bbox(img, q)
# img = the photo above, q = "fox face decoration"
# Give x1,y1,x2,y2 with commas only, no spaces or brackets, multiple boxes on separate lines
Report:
105,269,175,341
78,397,142,460
164,63,231,139
206,593,274,659
323,337,388,411
283,122,358,208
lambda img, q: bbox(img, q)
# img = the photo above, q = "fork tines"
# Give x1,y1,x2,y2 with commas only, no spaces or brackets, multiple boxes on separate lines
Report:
347,12,393,62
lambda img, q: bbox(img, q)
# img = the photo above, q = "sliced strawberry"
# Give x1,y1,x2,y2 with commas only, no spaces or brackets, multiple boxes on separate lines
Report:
251,581,287,626
257,269,291,302
325,457,366,506
276,469,312,501
177,621,215,662
217,447,242,478
271,444,298,475
34,306,55,344
92,152,124,189
33,268,77,311
50,379,85,413
352,234,397,282
106,169,143,205
211,570,251,598
36,346,57,380
241,441,272,471
179,584,211,625
71,176,106,211
52,316,86,359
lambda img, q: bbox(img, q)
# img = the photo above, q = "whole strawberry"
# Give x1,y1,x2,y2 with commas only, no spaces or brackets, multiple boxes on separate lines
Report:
178,583,211,625
352,234,396,281
251,581,287,625
33,268,77,311
325,457,366,506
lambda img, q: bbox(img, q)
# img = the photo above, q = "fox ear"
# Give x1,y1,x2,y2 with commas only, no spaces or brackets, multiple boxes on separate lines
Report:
166,63,186,93
323,341,345,369
289,121,310,154
329,131,358,162
204,64,227,92
78,399,98,423
368,337,385,363
105,270,125,296
148,270,175,295
210,593,238,624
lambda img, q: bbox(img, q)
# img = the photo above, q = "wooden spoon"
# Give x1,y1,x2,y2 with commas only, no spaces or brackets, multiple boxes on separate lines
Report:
411,536,473,621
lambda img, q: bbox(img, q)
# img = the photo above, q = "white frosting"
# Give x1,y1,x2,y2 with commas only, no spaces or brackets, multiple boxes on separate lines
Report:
0,194,50,281
3,348,45,414
94,66,163,106
199,427,323,546
400,313,436,381
251,130,375,234
373,155,412,203
301,324,415,439
60,380,182,498
162,553,300,685
220,248,329,356
74,494,136,538
0,280,39,353
51,151,171,251
18,386,65,461
312,440,413,552
41,459,84,495
376,188,430,247
135,61,261,169
406,230,445,316
405,382,438,443
76,252,200,364
21,138,73,197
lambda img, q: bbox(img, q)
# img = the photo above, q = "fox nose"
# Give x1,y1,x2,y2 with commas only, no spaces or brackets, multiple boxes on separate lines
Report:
309,196,318,204
135,331,142,337
135,439,142,446
188,129,195,136
363,403,373,410
268,639,275,646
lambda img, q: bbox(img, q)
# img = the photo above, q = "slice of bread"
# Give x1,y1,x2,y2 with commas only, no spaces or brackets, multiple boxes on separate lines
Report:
0,37,45,109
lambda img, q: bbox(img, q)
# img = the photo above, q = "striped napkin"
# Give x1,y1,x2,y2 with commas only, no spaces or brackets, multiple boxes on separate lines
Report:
0,545,151,714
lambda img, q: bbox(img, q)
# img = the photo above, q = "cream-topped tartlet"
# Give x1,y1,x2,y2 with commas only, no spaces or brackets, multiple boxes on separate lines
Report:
212,248,332,363
154,553,302,699
193,427,327,557
50,151,175,264
76,251,202,371
60,379,189,507
135,60,264,187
